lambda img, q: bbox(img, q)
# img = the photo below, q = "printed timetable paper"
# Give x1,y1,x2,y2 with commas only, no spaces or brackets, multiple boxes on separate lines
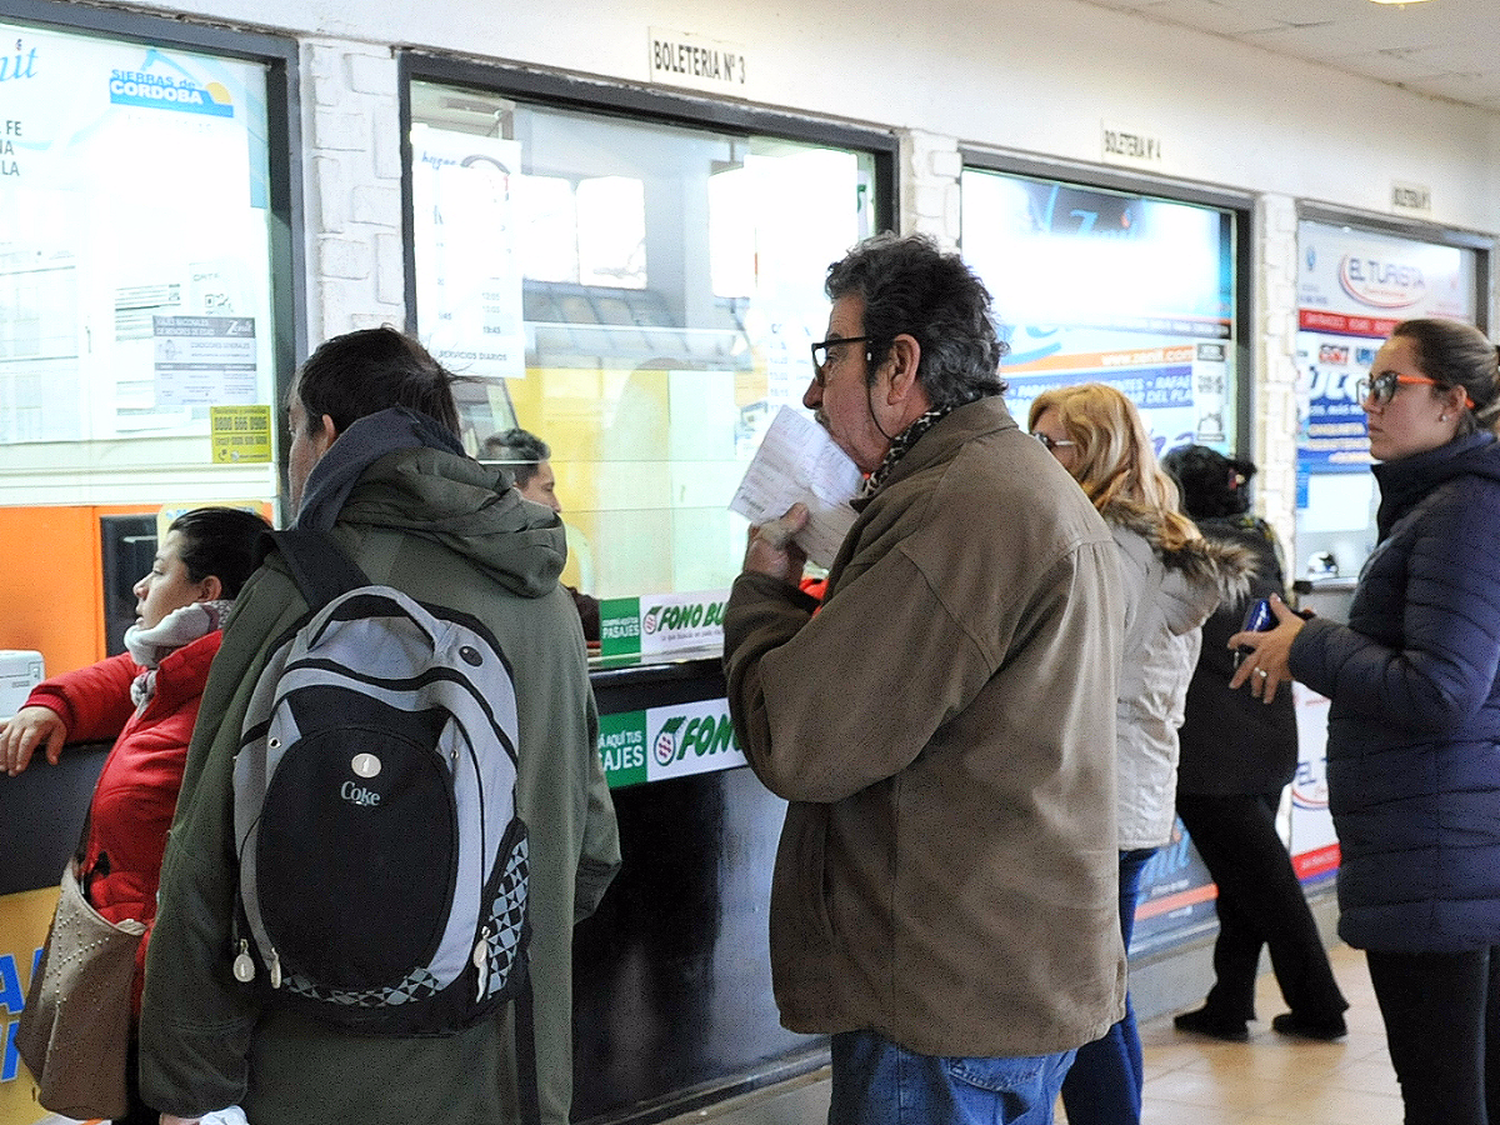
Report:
729,405,862,568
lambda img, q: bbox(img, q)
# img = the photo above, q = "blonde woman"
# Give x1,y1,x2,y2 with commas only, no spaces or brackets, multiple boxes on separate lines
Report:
1029,383,1249,1125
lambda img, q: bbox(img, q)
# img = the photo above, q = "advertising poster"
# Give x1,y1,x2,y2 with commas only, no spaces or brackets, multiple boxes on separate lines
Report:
964,171,1254,953
153,316,258,406
0,20,274,444
599,592,728,661
962,170,1237,456
410,126,526,382
1294,221,1479,577
0,889,61,1125
599,697,746,788
1295,220,1476,475
1131,823,1220,957
1289,684,1340,884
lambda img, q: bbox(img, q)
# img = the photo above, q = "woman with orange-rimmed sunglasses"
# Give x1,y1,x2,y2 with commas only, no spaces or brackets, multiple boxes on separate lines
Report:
1232,318,1500,1125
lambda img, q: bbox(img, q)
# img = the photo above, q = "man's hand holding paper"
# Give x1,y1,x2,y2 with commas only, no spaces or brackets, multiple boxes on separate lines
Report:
729,405,863,570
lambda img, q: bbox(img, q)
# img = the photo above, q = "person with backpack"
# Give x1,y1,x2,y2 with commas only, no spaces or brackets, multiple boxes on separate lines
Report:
139,327,621,1125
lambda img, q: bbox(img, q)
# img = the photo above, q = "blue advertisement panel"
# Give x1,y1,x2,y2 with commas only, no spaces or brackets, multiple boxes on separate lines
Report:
1130,821,1219,958
962,169,1237,456
964,168,1244,956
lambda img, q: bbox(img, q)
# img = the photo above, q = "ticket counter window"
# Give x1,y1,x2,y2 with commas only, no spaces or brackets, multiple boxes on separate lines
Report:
408,81,880,603
0,16,288,508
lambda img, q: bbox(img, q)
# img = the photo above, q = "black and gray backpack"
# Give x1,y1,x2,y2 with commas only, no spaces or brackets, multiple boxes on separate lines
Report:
231,530,538,1118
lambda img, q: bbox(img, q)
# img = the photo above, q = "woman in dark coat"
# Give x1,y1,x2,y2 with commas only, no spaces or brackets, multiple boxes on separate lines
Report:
1233,319,1500,1125
1162,445,1346,1043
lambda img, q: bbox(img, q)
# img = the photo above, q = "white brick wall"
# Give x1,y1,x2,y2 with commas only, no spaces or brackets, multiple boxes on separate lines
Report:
899,130,962,248
303,40,406,341
1257,194,1300,553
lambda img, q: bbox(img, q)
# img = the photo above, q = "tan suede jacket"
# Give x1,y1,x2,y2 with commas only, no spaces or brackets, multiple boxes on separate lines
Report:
725,395,1127,1057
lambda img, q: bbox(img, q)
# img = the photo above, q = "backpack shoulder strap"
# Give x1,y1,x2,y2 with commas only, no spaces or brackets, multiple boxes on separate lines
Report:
257,529,372,611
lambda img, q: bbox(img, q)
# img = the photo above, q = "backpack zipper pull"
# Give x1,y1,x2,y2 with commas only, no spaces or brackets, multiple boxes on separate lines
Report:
473,927,490,1001
269,947,283,989
233,939,256,984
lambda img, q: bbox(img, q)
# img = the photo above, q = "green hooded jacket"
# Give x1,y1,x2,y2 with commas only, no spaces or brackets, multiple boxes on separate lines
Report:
140,442,620,1124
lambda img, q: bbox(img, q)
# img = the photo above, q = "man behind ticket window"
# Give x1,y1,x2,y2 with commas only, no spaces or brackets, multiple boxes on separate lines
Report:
482,427,600,644
722,233,1126,1125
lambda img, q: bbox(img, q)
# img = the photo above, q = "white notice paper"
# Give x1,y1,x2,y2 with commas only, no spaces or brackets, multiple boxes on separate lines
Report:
729,406,863,568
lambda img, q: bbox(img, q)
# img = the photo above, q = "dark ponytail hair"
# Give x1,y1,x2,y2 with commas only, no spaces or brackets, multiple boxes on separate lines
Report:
1160,444,1256,520
168,507,272,598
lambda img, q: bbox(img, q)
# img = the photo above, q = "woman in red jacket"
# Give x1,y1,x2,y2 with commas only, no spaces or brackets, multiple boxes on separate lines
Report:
0,505,269,1125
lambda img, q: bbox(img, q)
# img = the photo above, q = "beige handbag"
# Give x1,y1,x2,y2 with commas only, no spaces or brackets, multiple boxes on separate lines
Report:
15,860,147,1121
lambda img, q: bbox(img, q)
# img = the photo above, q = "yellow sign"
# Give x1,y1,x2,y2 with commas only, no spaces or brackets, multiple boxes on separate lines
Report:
209,404,274,464
152,501,274,544
0,888,65,1125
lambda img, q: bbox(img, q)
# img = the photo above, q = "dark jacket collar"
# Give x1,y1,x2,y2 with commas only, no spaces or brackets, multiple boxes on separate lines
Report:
294,407,465,532
1373,432,1500,539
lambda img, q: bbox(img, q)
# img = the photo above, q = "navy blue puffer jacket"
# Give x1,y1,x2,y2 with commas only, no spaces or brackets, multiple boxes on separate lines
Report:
1290,432,1500,953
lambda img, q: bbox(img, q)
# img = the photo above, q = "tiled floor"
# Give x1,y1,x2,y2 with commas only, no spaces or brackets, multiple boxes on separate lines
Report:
1106,940,1399,1124
666,942,1401,1124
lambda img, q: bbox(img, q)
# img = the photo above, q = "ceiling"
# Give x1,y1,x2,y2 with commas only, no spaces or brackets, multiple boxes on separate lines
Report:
1079,0,1500,114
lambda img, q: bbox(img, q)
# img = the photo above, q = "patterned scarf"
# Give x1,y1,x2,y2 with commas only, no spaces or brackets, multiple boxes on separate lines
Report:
857,403,957,499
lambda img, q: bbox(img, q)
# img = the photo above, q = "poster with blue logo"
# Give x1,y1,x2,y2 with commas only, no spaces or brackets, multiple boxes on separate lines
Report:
962,169,1237,457
0,20,274,444
1296,221,1477,474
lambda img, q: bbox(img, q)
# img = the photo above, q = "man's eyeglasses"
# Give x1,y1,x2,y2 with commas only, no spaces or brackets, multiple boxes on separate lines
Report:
1356,370,1475,409
810,335,874,386
1032,432,1077,452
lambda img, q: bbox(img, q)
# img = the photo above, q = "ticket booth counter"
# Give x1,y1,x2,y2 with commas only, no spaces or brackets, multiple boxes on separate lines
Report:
1,641,1342,1125
574,652,823,1123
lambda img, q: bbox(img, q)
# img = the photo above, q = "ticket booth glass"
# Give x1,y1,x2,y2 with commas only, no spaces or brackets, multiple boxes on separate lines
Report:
407,80,881,604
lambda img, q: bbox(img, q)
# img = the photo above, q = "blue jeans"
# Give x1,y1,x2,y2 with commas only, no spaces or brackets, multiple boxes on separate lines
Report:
829,1028,1076,1125
1058,847,1157,1125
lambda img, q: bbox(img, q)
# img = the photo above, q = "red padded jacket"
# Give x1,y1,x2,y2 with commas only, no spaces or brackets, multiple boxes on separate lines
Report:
25,630,222,1015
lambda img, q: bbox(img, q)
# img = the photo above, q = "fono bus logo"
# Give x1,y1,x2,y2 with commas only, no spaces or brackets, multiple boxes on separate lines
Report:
641,599,724,635
651,712,738,768
1337,255,1425,310
652,717,683,766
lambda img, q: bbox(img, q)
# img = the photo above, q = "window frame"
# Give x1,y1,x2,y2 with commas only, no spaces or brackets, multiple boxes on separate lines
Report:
397,53,899,336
